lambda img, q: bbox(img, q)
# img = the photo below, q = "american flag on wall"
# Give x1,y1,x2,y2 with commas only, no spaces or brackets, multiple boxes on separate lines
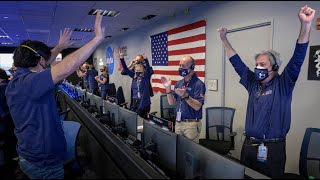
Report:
151,20,206,93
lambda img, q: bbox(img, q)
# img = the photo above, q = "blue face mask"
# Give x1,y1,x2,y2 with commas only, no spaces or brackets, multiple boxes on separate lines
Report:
135,72,143,77
254,66,269,81
178,68,190,77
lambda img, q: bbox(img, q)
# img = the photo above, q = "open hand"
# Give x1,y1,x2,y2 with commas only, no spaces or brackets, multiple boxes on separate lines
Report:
161,76,172,90
94,10,106,42
174,86,187,97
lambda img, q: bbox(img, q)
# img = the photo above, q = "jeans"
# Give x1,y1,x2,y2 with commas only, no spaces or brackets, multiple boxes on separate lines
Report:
19,156,64,179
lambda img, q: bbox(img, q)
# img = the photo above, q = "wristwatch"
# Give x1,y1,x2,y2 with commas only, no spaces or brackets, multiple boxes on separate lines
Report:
184,94,190,100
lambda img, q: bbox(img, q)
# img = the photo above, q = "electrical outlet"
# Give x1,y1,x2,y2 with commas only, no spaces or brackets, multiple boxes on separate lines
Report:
208,79,218,91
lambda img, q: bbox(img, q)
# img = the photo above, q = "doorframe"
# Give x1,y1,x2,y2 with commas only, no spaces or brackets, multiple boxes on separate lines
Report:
221,19,274,106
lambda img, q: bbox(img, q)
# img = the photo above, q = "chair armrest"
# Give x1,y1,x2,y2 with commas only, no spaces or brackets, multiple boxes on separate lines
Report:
59,108,70,115
230,132,237,137
120,102,128,106
150,111,157,115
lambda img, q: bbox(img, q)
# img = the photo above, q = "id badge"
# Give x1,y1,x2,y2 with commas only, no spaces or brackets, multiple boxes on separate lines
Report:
257,143,268,162
176,111,182,122
137,92,141,99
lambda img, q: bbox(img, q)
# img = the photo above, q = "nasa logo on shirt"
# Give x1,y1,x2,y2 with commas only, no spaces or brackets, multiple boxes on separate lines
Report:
106,47,114,75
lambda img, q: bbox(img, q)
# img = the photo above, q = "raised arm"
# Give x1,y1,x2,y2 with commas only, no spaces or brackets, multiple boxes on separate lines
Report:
51,11,105,84
48,28,74,66
284,5,315,82
119,53,135,78
218,27,248,77
142,53,151,76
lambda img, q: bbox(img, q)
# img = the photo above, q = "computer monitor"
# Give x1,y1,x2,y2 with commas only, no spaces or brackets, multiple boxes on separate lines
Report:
148,113,174,132
77,88,86,101
103,100,119,127
143,120,177,176
85,92,95,106
176,135,245,179
93,94,103,113
118,107,138,138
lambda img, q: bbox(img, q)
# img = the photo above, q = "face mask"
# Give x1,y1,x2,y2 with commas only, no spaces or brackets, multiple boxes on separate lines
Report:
135,72,143,77
100,69,103,72
178,68,190,77
254,66,269,81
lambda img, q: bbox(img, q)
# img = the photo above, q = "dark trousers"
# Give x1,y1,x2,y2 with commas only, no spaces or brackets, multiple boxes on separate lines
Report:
131,99,150,119
92,87,100,96
0,114,17,162
240,138,286,178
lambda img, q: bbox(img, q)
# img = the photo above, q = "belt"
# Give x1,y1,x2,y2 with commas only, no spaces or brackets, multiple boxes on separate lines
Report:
178,119,199,122
246,137,286,144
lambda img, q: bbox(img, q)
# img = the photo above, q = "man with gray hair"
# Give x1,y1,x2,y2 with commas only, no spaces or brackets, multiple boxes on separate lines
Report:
218,5,315,178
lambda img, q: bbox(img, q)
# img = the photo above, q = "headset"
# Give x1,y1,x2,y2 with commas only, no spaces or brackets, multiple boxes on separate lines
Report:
190,59,195,70
268,51,279,72
20,44,48,61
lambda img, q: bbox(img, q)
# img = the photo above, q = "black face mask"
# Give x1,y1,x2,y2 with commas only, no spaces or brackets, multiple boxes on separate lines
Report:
178,68,190,77
100,69,103,72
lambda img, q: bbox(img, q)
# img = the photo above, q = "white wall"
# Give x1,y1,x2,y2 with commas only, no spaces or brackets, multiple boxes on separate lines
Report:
93,1,320,174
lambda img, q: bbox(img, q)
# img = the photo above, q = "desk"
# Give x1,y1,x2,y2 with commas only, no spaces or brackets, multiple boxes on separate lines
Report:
57,88,166,179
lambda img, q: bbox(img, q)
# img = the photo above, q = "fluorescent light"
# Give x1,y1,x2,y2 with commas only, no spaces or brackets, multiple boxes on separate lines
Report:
121,28,129,31
74,28,93,32
3,17,8,19
0,36,9,38
105,35,112,38
88,9,120,17
142,15,157,20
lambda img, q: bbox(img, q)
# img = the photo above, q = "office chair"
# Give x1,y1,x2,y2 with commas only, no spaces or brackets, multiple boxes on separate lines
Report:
199,107,237,155
284,128,320,179
116,86,128,108
107,83,117,98
160,94,176,122
59,108,71,121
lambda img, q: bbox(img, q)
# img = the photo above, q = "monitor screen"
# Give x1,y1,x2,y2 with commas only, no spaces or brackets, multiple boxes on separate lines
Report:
0,53,14,76
143,120,177,175
118,107,138,138
104,100,119,127
176,135,244,179
85,92,95,106
148,113,174,132
76,87,86,101
92,94,103,113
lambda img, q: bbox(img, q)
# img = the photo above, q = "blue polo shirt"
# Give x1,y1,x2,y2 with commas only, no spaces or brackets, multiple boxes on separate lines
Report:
98,74,109,91
0,80,9,118
229,42,308,139
5,67,66,167
87,69,98,91
174,73,206,120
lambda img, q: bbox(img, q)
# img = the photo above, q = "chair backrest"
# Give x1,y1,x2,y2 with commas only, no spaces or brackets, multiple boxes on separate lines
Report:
205,107,236,141
299,128,320,179
160,94,176,121
107,83,117,97
116,86,126,105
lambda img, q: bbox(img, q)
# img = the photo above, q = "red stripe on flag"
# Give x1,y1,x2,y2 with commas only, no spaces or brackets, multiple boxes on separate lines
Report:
168,46,205,56
153,70,205,77
152,87,167,93
152,79,178,85
168,59,205,66
168,34,206,46
168,20,206,35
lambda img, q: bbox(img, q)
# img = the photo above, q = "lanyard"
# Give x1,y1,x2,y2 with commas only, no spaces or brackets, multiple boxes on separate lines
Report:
178,76,193,112
137,77,142,99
